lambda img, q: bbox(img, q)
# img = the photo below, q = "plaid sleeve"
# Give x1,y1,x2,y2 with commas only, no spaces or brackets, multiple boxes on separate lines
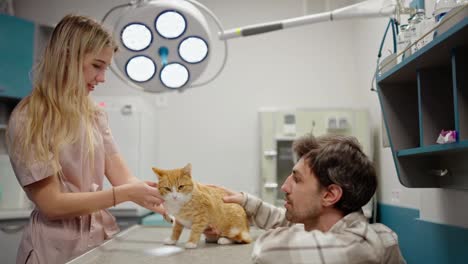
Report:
252,216,407,264
373,224,407,264
241,193,290,229
252,226,349,264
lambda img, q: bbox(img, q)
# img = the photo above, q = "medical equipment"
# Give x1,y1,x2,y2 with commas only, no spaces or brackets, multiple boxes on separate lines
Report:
102,0,417,93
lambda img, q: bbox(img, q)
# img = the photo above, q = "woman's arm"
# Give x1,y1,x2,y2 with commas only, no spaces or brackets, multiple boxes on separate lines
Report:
104,152,166,214
104,153,139,186
26,173,163,220
27,149,163,221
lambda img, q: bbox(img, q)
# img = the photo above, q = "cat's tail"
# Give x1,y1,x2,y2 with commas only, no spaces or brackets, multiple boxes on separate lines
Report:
233,231,252,244
241,231,252,243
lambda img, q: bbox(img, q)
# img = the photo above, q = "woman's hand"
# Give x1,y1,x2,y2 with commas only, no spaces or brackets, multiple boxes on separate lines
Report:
116,181,166,215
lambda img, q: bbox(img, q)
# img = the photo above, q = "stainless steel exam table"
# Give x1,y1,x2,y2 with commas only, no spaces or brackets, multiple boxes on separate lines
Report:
67,225,264,264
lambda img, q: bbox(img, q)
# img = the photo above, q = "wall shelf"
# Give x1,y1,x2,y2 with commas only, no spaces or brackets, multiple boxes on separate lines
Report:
377,16,468,189
397,140,468,157
378,17,468,84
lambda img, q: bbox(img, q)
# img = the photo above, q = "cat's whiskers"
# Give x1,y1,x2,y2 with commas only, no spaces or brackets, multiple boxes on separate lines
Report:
164,192,192,216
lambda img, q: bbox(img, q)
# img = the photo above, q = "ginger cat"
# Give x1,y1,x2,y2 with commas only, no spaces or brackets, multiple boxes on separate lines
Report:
152,163,251,249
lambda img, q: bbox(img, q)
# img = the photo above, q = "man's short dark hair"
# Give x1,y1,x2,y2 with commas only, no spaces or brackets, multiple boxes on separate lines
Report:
293,134,377,215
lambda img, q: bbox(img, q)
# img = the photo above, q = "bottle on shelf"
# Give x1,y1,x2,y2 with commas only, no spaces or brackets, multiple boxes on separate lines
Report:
408,10,427,53
397,24,412,62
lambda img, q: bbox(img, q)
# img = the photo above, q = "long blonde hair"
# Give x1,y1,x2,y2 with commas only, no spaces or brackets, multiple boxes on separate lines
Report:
9,14,118,175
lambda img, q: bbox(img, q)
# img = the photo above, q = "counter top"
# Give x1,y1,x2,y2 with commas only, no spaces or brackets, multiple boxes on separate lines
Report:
67,225,264,264
0,209,31,220
108,206,151,217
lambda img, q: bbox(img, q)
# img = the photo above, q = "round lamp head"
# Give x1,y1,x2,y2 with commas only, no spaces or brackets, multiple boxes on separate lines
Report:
113,0,211,93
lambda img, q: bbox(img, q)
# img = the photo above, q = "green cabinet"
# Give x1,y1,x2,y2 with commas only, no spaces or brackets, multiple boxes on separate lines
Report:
0,14,34,99
378,17,468,189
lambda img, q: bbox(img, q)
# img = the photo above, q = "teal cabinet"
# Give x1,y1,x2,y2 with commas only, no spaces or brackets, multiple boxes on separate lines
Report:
0,14,34,99
377,17,468,189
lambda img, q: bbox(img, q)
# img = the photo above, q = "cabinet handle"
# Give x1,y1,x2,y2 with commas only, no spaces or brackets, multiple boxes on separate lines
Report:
263,150,277,158
0,224,27,234
264,182,278,189
121,105,133,115
429,169,449,177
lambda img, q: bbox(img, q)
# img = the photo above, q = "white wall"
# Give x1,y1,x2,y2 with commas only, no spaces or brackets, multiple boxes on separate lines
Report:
353,15,422,209
144,1,362,195
13,0,468,227
15,0,362,195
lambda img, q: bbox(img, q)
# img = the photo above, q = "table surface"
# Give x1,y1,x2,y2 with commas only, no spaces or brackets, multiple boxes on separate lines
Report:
67,225,264,264
0,209,32,220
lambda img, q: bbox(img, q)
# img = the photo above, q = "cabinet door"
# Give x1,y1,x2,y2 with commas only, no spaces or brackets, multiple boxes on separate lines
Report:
0,219,29,264
0,14,34,99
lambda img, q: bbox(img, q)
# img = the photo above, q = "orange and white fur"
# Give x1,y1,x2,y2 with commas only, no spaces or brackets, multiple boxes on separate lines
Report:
152,163,251,249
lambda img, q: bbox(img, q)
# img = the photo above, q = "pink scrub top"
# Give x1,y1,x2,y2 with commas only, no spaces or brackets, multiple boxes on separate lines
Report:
7,107,120,264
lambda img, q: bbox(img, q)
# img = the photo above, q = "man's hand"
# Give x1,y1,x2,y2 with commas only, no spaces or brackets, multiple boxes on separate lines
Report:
206,184,244,205
203,225,220,243
222,190,244,204
202,185,246,243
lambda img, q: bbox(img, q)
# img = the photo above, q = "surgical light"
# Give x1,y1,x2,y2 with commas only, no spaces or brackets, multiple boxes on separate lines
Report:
121,23,152,51
179,36,209,64
160,62,189,89
103,0,414,93
155,10,186,39
126,55,156,82
105,0,214,93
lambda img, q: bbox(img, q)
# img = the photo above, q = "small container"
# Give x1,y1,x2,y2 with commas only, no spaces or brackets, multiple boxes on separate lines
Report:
380,53,397,74
397,24,412,62
408,10,426,53
417,18,435,50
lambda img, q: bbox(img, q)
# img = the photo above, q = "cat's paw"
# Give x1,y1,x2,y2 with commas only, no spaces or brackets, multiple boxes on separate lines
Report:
164,237,177,245
185,242,198,249
217,237,234,245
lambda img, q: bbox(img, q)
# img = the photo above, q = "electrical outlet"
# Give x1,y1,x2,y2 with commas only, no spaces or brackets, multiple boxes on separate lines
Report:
391,189,401,203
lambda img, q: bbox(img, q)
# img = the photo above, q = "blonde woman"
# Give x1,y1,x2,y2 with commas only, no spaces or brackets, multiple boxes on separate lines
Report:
6,14,166,264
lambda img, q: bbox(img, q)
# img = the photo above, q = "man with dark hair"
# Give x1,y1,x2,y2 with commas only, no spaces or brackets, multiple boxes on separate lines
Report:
219,134,406,263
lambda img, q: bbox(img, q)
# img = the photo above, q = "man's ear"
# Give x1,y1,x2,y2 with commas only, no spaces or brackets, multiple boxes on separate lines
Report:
322,184,343,207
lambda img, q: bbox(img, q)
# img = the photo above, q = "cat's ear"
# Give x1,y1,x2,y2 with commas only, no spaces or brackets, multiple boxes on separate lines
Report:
152,167,165,179
182,163,192,176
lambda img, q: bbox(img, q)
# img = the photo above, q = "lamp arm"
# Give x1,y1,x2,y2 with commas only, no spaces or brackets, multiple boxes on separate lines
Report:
184,0,229,90
219,0,397,40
